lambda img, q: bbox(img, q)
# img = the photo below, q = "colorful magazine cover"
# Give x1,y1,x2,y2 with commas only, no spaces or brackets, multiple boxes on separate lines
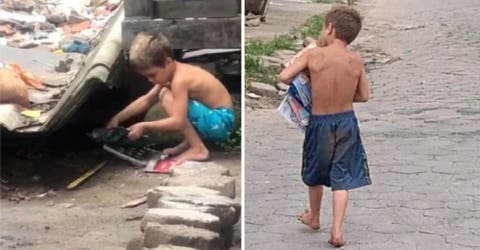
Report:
277,74,312,131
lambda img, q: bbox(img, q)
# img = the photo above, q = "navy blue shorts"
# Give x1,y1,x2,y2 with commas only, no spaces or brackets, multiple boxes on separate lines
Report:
302,111,371,190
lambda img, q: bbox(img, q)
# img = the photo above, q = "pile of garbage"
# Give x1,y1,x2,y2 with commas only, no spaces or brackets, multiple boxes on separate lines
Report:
0,0,120,52
0,0,121,130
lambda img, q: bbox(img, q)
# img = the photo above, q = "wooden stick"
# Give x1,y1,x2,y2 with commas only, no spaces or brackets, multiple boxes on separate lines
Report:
67,161,107,190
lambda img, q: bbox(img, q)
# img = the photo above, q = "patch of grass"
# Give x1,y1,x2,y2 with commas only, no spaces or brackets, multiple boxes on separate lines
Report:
246,35,296,56
245,35,295,87
297,14,324,40
315,0,335,3
245,14,326,87
245,54,280,87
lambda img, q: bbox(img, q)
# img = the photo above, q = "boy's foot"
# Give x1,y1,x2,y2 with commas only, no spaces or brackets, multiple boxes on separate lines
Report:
163,141,189,156
329,230,345,248
173,145,209,162
296,209,320,230
328,239,345,248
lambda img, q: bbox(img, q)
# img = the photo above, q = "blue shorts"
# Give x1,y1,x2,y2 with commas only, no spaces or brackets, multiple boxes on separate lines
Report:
187,100,235,142
302,111,371,190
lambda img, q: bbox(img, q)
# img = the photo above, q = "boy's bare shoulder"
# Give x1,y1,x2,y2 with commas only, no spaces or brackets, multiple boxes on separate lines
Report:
305,47,327,63
350,51,364,66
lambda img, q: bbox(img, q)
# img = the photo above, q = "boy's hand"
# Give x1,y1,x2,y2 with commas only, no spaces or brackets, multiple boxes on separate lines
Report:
127,122,146,141
106,115,120,129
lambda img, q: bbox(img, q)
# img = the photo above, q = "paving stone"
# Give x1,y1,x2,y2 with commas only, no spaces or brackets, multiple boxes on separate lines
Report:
446,234,480,248
245,1,480,249
140,208,221,232
143,222,222,250
249,81,277,97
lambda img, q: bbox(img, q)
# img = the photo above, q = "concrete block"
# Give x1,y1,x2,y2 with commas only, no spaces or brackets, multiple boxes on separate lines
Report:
173,162,230,177
158,198,239,228
249,81,277,97
140,208,221,232
152,0,240,19
143,223,223,250
126,235,144,250
146,186,221,208
122,17,241,50
124,0,153,17
160,175,236,199
144,245,198,250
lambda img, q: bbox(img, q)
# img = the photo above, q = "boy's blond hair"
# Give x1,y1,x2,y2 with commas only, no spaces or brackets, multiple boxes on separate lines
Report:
129,32,173,70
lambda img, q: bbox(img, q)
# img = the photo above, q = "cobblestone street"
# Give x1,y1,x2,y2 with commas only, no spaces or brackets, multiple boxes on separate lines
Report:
245,0,480,249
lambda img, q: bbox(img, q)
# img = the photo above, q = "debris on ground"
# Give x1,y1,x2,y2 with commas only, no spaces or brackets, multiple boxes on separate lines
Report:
8,191,30,202
66,161,107,190
34,189,56,199
20,109,41,119
125,215,143,221
0,0,121,131
120,196,147,209
245,17,261,27
246,92,262,100
62,203,75,208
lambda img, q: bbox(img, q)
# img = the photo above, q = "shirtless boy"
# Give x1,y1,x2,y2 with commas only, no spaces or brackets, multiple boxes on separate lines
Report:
278,6,372,247
107,32,234,162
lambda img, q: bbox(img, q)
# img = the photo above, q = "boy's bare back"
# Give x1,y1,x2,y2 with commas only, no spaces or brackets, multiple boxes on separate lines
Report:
169,62,233,109
307,46,365,115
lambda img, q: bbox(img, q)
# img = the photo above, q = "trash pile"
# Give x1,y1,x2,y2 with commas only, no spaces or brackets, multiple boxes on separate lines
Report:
0,0,121,130
0,0,120,52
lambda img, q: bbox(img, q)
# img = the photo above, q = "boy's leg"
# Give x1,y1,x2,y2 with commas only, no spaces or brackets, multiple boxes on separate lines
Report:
160,89,209,161
298,185,323,230
330,190,348,247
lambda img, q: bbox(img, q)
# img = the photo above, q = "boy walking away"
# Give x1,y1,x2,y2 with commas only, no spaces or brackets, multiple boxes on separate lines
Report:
278,6,371,248
107,32,235,163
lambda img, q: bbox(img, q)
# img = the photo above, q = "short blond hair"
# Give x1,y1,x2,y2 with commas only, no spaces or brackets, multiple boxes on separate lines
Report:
129,32,173,70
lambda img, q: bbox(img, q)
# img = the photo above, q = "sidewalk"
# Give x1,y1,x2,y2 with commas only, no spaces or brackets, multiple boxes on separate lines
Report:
245,0,480,249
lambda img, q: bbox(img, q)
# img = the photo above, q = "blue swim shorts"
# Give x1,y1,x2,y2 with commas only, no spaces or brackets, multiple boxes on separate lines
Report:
301,111,372,190
187,100,235,142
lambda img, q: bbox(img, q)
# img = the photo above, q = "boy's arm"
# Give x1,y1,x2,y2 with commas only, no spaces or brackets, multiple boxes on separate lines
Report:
278,50,309,84
141,80,188,132
353,63,370,102
107,84,161,128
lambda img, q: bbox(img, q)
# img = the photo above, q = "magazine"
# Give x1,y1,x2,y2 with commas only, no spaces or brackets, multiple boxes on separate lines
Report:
277,74,312,131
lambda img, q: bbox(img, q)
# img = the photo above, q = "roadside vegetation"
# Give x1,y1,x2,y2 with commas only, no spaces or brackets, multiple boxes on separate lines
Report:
245,14,325,88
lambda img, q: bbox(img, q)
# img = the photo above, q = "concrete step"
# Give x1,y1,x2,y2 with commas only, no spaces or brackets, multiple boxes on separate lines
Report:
159,175,236,199
140,208,221,232
157,198,239,229
143,223,223,250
